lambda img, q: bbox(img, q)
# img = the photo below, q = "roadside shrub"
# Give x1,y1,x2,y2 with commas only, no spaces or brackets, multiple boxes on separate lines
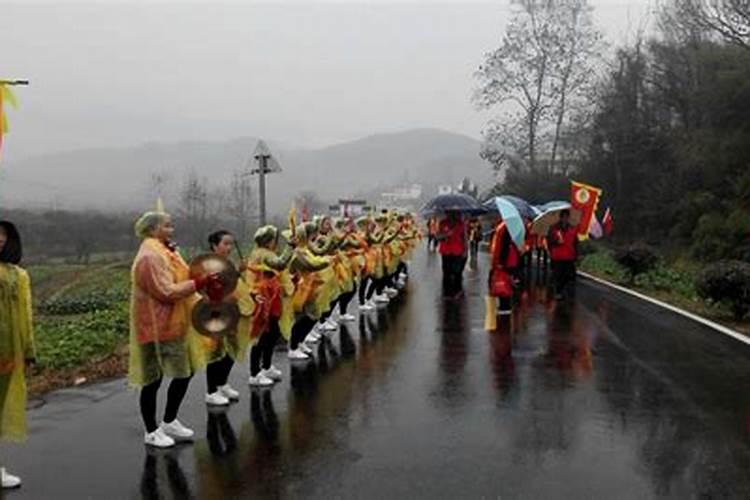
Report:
615,244,659,283
39,290,128,315
696,260,750,320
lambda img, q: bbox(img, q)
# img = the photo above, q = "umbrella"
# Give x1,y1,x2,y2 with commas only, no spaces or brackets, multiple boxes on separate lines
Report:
530,201,581,236
484,195,540,220
487,197,525,249
420,193,487,217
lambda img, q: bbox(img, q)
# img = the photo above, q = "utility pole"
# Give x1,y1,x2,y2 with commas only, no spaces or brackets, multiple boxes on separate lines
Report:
251,140,281,226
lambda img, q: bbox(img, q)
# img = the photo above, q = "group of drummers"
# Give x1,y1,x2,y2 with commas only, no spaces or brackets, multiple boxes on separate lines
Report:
129,208,421,449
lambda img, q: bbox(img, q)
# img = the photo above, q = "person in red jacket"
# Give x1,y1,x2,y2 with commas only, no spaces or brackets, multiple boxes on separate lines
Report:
489,219,520,314
547,210,578,300
437,211,467,297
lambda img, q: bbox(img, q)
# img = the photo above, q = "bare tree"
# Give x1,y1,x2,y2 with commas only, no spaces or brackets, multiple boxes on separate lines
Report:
668,0,750,49
225,168,256,243
475,0,604,174
178,170,211,253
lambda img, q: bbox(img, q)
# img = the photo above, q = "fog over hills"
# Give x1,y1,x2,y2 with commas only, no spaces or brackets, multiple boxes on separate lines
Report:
0,128,495,215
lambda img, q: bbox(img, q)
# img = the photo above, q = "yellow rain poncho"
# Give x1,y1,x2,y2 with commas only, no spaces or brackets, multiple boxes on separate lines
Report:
128,237,204,387
0,264,35,441
289,224,331,320
244,227,293,341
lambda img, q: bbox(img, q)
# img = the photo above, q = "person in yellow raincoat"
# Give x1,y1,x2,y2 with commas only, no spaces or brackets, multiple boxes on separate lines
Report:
362,213,392,306
333,217,362,322
201,230,254,407
309,216,349,337
129,211,214,449
356,215,378,311
245,225,293,386
287,222,331,361
0,221,35,489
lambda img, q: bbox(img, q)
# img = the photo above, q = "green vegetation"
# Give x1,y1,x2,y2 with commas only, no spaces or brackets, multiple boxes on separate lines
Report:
30,263,130,371
578,245,750,332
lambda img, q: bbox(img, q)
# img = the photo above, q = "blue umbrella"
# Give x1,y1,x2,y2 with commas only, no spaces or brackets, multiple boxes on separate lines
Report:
485,197,525,249
420,193,487,217
485,195,540,220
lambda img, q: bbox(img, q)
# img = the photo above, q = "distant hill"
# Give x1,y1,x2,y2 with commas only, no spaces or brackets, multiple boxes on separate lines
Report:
0,128,494,214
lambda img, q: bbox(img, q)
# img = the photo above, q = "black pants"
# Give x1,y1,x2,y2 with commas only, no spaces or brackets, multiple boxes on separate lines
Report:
339,287,356,314
359,276,371,305
250,317,281,376
139,376,192,433
396,262,408,277
291,316,316,350
206,355,234,394
366,277,386,300
552,260,576,295
441,254,465,295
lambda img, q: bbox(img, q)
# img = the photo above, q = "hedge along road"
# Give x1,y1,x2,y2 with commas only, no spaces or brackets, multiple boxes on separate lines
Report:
6,250,750,498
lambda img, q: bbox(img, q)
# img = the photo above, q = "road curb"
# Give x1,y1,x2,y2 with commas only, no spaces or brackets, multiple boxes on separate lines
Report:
578,271,750,347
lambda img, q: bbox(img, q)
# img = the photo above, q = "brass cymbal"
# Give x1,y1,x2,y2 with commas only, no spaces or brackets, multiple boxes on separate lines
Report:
191,300,240,337
189,254,239,297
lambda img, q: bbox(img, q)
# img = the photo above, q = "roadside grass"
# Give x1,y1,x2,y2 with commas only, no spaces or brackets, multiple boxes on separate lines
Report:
579,247,750,335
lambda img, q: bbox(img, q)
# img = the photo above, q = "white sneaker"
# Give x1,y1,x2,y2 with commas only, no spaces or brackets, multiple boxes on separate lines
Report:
321,319,338,331
374,294,390,304
385,287,398,297
300,343,314,355
144,428,175,449
218,384,240,400
160,419,194,441
288,348,310,360
399,272,408,281
340,313,357,321
263,365,283,381
306,331,321,343
205,391,230,406
248,373,274,386
359,302,374,312
1,468,21,489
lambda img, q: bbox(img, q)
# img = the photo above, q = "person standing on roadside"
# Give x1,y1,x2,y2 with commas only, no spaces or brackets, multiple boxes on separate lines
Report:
547,210,578,300
437,211,467,297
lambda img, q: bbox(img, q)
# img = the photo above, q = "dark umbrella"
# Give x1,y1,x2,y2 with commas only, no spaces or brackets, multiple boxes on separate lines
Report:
420,193,487,217
483,195,539,220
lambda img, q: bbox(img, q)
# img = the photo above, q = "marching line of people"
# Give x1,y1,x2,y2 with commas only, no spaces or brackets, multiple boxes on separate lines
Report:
128,208,421,449
0,208,422,486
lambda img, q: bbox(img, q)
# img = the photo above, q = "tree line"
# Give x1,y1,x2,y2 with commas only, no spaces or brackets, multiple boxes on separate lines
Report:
476,0,750,262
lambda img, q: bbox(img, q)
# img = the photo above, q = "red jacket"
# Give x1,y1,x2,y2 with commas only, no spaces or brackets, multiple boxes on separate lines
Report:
438,219,466,256
548,223,578,261
490,222,520,269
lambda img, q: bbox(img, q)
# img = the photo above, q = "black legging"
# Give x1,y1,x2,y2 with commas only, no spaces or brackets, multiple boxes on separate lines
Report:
397,262,408,276
250,318,282,375
359,277,372,305
339,287,356,314
319,300,336,324
290,316,316,350
206,355,234,394
366,277,386,300
139,376,192,433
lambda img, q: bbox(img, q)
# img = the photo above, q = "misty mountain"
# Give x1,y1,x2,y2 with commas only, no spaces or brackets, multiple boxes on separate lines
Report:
0,128,494,215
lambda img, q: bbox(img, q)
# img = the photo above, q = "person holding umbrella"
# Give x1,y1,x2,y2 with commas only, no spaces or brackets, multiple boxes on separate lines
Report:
547,209,578,300
489,216,521,315
437,210,468,297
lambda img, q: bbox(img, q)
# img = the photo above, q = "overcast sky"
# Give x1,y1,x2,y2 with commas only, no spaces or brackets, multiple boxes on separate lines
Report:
1,0,654,161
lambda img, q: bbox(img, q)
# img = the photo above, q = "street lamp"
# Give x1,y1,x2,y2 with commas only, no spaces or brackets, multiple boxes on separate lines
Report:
251,140,282,226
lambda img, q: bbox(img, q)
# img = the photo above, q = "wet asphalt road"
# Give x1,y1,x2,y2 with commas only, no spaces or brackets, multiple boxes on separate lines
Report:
7,250,750,499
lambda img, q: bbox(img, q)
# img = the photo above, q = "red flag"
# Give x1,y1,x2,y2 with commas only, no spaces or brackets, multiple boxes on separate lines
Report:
571,180,603,241
602,207,614,236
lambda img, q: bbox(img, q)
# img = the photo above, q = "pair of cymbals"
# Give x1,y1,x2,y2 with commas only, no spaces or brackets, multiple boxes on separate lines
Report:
189,254,240,337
